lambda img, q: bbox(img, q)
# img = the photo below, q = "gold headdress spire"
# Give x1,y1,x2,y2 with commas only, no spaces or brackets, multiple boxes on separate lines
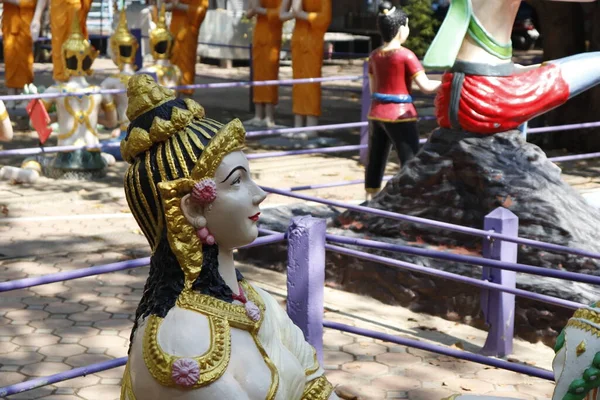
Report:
110,8,139,69
121,74,205,163
126,74,176,121
63,10,99,77
149,3,174,60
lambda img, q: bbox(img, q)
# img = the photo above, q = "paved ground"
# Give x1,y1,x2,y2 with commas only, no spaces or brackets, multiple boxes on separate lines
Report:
0,57,596,399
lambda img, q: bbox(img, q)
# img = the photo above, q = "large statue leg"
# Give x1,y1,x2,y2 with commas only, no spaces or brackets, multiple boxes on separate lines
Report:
384,121,420,167
547,52,600,98
365,120,391,197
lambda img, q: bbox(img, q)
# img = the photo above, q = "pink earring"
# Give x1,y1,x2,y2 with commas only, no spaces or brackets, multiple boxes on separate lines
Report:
196,227,215,246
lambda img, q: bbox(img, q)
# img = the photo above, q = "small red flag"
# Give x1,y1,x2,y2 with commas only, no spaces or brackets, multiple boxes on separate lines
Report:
26,99,52,145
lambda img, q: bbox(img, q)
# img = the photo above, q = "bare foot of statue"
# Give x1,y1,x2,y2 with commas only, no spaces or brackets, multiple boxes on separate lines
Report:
243,117,265,127
264,119,277,128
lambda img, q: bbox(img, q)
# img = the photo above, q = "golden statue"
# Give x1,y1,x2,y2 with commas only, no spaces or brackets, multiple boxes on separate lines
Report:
139,4,182,89
165,0,208,95
243,0,285,128
101,9,139,148
119,74,339,399
40,12,118,177
31,0,92,83
288,0,331,136
2,0,37,97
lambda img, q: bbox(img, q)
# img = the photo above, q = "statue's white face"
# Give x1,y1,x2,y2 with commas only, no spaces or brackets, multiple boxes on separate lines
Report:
182,151,266,250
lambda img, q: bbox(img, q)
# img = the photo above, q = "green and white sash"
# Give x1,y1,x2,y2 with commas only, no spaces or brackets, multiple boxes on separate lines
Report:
424,0,513,69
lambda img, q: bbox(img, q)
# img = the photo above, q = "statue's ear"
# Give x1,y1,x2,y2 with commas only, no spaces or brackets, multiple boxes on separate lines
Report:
180,194,207,229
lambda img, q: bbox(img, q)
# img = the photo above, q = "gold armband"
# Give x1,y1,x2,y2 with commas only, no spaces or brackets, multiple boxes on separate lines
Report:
102,101,116,112
0,109,8,122
302,375,334,400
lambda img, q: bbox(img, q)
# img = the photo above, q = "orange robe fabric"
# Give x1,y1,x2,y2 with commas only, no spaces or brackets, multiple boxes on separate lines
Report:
252,0,283,105
50,0,92,82
2,0,36,89
291,0,331,117
170,0,208,95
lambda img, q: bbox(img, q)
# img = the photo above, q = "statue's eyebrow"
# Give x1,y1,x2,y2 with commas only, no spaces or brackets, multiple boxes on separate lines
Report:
220,166,247,183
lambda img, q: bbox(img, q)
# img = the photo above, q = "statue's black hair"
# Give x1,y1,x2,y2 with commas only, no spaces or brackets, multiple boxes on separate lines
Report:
377,1,408,43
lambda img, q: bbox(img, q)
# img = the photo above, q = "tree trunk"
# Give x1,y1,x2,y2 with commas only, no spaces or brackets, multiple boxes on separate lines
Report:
529,0,600,152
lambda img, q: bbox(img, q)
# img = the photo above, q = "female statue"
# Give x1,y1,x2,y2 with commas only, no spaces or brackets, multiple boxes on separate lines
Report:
365,2,440,199
138,4,182,89
244,0,285,128
101,9,139,160
165,0,208,96
2,0,37,102
31,0,91,83
288,0,331,137
424,0,600,135
119,74,338,399
40,12,118,177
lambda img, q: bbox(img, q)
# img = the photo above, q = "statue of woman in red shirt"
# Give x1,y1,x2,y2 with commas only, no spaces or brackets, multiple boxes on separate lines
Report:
365,2,441,198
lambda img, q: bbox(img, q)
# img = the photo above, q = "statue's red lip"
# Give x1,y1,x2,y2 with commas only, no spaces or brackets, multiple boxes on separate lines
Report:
249,213,260,222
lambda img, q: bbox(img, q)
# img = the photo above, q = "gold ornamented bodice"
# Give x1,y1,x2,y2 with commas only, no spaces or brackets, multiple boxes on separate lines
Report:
121,280,281,399
61,93,96,141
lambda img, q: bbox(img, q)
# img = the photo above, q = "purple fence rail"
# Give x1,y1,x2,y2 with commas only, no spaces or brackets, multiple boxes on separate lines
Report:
262,186,600,261
324,321,554,381
325,243,583,310
0,358,128,397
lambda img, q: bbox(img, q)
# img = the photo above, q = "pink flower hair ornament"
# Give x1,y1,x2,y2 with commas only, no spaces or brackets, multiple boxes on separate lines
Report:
191,178,217,205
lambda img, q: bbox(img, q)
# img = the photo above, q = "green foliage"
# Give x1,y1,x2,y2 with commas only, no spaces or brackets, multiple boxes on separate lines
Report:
401,0,439,59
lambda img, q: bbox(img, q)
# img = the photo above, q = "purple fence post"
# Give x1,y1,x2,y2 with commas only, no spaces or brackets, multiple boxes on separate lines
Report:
480,207,518,357
359,59,370,165
286,216,326,365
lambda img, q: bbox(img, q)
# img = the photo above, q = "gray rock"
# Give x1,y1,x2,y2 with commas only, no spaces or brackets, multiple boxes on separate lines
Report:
338,128,600,273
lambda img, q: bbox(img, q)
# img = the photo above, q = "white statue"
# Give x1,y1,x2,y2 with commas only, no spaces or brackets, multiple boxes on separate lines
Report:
40,12,118,174
137,3,182,89
101,8,139,142
119,74,339,399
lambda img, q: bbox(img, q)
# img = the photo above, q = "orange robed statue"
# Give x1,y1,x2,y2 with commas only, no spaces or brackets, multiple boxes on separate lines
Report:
30,0,91,83
244,0,286,128
2,0,37,97
288,0,331,137
164,0,208,95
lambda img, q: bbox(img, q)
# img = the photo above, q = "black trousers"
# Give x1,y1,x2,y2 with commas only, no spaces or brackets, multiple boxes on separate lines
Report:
365,119,420,191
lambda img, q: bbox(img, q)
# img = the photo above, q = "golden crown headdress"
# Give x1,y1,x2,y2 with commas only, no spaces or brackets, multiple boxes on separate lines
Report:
149,3,174,61
110,9,139,70
122,74,205,162
63,10,99,77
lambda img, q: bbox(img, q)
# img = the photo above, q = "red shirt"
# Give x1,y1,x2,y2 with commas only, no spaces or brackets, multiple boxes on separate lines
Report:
368,47,424,122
